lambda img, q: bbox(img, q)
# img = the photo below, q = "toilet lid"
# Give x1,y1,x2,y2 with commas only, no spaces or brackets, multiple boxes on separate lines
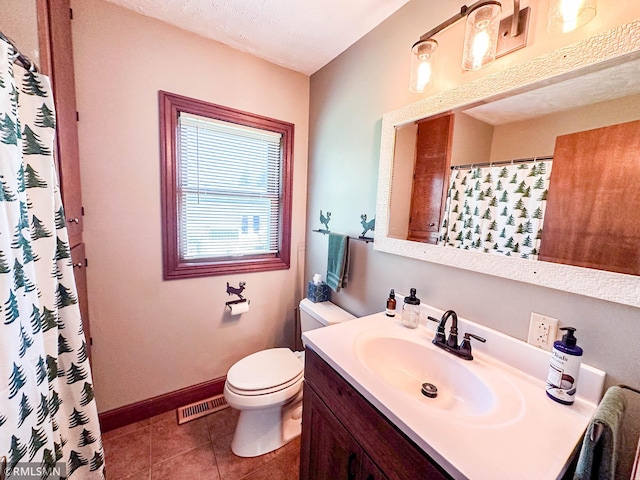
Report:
227,348,303,391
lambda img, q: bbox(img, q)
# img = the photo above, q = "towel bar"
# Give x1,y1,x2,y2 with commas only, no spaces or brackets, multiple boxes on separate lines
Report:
312,229,374,243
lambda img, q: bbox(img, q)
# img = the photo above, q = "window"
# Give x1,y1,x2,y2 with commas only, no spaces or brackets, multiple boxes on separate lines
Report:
159,91,293,279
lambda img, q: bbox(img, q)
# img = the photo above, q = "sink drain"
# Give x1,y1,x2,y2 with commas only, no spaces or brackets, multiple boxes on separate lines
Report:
421,382,438,398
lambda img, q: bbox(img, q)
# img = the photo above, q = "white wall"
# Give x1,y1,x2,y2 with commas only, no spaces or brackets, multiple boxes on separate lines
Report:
0,0,39,68
490,93,640,160
388,123,416,239
308,0,640,390
71,0,309,412
451,113,494,166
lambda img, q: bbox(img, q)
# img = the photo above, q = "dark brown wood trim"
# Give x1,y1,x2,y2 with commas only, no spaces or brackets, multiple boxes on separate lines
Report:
36,0,52,74
98,376,226,433
158,90,294,280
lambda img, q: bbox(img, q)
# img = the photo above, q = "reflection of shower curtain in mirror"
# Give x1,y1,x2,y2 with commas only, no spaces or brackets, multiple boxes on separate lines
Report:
440,160,553,260
0,37,104,478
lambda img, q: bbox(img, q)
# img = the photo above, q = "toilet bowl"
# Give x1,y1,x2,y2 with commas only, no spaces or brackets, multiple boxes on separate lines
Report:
224,298,355,457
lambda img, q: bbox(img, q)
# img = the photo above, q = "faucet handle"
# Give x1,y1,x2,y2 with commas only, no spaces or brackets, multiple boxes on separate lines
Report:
458,333,487,360
464,333,486,343
428,316,446,344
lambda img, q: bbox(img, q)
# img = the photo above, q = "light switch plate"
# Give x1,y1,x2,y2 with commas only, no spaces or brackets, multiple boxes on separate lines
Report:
527,313,559,350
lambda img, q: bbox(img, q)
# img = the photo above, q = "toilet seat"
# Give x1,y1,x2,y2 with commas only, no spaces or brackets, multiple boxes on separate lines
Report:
226,348,303,395
226,371,303,396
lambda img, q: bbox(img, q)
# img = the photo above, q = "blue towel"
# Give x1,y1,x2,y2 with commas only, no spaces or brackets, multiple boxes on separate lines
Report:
574,386,627,480
326,233,349,292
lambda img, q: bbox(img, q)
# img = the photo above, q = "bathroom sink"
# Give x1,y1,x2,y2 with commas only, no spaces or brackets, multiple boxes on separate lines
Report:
354,333,525,425
304,310,606,479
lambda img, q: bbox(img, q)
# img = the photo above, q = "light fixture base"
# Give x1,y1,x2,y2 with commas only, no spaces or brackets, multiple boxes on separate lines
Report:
496,6,530,58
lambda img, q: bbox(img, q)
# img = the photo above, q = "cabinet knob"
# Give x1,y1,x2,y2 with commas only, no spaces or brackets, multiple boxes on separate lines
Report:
429,222,436,227
347,453,357,480
68,218,80,224
72,262,83,269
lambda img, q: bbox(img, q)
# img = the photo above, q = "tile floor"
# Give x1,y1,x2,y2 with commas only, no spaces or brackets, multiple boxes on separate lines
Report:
101,407,300,480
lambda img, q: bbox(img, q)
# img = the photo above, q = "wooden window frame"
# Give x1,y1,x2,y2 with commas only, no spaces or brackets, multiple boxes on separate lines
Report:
159,91,293,280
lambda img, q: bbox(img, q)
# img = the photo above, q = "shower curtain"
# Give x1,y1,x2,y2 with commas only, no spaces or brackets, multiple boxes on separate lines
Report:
0,37,104,478
440,160,553,260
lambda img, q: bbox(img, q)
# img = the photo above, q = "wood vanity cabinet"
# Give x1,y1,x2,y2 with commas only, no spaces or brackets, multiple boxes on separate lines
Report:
300,349,451,480
407,114,453,245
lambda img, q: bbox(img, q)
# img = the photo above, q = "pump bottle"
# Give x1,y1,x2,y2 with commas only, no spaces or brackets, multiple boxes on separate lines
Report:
401,288,420,329
546,327,583,405
385,290,396,317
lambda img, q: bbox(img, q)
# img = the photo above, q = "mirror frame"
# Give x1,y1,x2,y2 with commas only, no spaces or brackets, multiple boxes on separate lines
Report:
375,19,640,308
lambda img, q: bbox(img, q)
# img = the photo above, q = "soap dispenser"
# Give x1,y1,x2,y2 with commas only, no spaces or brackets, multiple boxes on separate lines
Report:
401,288,420,329
546,327,583,405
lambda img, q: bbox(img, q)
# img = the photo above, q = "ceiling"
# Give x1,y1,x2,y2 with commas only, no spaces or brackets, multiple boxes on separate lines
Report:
103,0,410,75
464,55,640,125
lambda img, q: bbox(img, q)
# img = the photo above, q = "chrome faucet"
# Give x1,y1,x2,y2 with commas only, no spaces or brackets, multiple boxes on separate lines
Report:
428,310,486,360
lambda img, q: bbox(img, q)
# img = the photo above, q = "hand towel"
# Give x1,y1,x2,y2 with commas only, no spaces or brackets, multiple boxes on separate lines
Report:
574,385,627,480
326,233,349,292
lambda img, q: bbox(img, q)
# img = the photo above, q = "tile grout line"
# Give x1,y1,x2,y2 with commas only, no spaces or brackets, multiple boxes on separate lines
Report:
151,442,214,468
206,415,224,480
102,422,150,443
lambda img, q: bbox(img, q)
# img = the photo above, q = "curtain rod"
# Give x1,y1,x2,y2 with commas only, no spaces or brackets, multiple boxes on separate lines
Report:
451,155,553,171
0,30,38,73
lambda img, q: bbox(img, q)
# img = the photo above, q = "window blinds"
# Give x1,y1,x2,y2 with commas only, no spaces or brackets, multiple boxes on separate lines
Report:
177,112,283,260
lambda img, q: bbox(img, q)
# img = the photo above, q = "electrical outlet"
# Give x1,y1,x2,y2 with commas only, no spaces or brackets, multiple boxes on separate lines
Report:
527,313,559,350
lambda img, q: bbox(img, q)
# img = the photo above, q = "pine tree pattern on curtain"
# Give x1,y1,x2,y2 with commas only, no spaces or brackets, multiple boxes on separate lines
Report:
0,39,104,478
440,160,552,259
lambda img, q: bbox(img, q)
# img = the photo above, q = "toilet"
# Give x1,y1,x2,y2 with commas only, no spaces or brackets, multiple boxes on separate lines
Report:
223,298,355,457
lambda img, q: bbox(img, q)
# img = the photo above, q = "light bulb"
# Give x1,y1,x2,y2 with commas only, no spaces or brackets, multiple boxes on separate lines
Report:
416,60,433,92
560,0,582,32
409,39,437,93
471,29,491,70
548,0,597,33
462,2,501,71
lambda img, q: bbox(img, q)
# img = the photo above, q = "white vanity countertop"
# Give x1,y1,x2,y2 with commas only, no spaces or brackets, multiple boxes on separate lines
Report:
303,305,606,480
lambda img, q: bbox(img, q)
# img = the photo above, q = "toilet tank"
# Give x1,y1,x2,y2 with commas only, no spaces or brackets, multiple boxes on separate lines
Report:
299,298,355,334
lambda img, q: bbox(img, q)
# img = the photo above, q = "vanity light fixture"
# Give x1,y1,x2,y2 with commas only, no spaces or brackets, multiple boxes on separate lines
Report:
547,0,597,33
409,39,438,93
409,0,531,92
462,2,502,71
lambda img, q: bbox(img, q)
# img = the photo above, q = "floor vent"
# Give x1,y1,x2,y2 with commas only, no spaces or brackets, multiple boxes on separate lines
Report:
177,394,228,425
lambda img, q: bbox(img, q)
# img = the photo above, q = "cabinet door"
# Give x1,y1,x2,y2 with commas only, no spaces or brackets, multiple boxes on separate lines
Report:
301,384,363,480
70,243,91,362
539,119,640,274
39,0,84,246
407,114,453,244
362,455,388,480
303,349,451,480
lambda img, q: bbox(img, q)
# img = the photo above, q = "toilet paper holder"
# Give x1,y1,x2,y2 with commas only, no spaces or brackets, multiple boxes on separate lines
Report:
226,298,249,308
226,281,250,310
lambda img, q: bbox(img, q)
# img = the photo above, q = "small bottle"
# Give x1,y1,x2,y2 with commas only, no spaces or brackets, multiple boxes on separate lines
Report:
385,290,396,317
546,327,583,405
402,288,420,329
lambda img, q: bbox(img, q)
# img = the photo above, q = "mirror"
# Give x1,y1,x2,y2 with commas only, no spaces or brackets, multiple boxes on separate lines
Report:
375,20,640,308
